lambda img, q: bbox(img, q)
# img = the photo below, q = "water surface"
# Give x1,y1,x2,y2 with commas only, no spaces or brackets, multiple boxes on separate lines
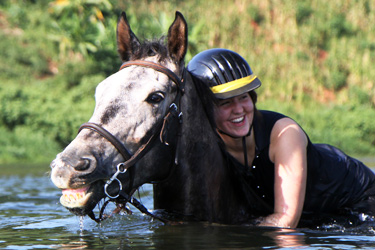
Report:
1,161,375,249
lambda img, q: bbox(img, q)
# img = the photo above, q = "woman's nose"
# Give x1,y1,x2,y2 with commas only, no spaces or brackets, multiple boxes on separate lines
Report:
232,99,243,113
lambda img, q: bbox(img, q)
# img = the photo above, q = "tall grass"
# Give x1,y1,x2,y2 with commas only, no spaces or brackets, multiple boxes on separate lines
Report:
0,0,374,163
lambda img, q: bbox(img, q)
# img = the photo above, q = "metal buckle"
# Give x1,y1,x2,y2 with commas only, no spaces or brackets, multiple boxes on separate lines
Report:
104,163,127,199
169,103,177,112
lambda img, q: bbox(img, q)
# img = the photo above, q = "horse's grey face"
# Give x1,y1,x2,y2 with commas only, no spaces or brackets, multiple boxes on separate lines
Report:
50,57,178,215
92,58,178,151
50,10,187,217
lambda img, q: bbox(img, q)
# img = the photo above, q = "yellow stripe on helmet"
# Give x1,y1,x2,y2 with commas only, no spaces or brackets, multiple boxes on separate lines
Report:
210,75,258,94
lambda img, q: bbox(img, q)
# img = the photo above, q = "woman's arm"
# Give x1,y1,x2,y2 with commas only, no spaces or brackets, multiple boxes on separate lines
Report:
258,118,308,228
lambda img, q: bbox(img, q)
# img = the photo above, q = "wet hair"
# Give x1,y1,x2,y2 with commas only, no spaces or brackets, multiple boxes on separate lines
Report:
249,90,258,106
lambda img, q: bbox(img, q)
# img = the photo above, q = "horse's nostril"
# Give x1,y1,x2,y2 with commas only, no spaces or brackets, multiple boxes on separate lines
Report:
74,159,91,171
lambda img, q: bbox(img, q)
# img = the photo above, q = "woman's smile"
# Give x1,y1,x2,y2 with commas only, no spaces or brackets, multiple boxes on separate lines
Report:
230,116,245,124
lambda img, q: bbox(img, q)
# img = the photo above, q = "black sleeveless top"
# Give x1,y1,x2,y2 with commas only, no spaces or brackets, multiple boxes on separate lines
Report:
228,110,375,216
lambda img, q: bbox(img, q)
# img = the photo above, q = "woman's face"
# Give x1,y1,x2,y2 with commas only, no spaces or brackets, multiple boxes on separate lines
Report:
214,93,254,138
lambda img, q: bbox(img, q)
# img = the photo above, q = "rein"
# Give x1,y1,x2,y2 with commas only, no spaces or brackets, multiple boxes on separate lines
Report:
79,60,185,223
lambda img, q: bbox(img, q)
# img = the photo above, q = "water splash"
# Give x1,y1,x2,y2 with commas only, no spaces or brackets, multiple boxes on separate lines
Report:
79,216,84,235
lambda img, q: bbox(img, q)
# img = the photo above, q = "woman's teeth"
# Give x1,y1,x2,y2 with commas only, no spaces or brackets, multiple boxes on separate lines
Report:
231,116,244,123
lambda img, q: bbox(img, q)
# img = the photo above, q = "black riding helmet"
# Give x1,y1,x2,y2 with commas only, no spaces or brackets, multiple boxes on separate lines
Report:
187,48,261,99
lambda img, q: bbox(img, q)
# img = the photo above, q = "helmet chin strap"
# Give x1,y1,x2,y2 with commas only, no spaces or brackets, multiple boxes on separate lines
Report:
218,123,253,169
217,124,251,139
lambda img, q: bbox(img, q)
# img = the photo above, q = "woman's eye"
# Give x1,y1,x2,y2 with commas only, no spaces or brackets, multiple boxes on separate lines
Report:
146,92,165,104
240,94,249,100
218,100,230,106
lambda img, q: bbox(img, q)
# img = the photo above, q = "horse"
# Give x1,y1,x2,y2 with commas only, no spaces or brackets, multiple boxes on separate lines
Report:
50,11,262,225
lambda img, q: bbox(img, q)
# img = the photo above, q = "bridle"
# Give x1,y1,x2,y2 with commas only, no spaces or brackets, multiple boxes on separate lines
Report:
78,60,185,223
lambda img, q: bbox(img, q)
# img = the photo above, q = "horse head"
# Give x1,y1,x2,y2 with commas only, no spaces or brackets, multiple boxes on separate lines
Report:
50,11,188,217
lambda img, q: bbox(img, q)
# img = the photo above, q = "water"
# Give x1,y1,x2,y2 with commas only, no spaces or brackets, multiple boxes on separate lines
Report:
1,161,375,250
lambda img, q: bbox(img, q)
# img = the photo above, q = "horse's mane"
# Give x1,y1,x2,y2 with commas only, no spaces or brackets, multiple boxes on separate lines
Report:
190,74,218,134
129,37,188,79
130,37,169,62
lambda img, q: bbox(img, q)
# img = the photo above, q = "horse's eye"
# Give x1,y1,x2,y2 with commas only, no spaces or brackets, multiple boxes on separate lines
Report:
146,92,165,104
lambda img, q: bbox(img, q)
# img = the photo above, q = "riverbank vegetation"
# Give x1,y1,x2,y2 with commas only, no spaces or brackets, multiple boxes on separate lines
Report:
0,0,374,163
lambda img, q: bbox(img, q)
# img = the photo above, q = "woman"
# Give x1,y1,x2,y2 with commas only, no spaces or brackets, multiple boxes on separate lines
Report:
187,48,375,228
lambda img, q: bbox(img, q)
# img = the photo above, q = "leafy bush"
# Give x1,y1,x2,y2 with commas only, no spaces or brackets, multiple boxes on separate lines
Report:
329,14,355,38
48,0,114,56
247,5,265,25
1,0,375,164
296,2,313,25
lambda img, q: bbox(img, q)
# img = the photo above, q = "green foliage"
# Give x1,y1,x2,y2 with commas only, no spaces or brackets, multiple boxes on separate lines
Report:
247,5,265,25
0,75,98,161
321,59,350,91
48,0,114,56
0,126,61,163
0,0,375,164
0,30,51,81
295,2,313,25
329,14,355,38
302,105,375,155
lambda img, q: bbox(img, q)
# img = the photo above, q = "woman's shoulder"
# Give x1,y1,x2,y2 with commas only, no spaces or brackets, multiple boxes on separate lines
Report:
263,111,307,143
253,110,290,151
258,110,288,120
257,110,305,132
256,110,308,149
256,110,289,129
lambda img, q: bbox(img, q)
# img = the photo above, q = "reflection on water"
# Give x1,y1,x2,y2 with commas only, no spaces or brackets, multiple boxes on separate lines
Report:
263,228,307,248
1,162,375,249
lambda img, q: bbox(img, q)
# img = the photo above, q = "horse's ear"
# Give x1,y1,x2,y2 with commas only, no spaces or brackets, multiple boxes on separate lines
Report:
167,11,188,64
117,11,140,62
